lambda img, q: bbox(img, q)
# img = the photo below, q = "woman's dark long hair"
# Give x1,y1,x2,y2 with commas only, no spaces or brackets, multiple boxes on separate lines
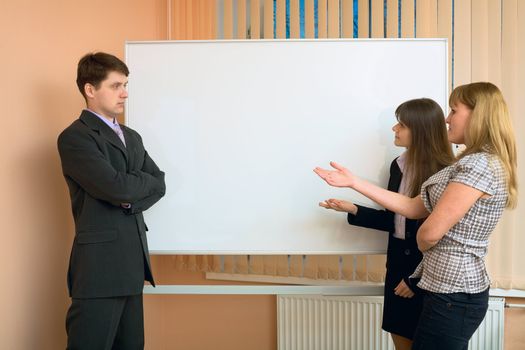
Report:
395,98,455,197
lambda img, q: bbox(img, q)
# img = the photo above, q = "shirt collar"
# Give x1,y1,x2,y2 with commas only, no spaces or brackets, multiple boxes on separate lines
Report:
396,151,408,174
85,109,118,129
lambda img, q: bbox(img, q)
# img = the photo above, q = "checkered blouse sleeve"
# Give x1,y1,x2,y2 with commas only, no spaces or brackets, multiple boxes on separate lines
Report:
420,183,433,213
450,153,496,195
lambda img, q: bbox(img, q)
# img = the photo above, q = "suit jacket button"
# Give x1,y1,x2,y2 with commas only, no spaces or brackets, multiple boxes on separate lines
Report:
405,231,411,238
404,249,411,255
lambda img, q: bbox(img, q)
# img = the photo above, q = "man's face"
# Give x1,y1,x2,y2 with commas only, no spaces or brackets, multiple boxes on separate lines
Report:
86,71,128,120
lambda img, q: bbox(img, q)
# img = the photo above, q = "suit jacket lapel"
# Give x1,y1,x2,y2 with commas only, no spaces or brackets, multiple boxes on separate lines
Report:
79,110,128,161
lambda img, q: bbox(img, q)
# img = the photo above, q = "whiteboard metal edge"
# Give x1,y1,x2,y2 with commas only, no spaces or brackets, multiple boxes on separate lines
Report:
143,285,384,295
143,285,525,297
125,38,448,44
147,250,388,255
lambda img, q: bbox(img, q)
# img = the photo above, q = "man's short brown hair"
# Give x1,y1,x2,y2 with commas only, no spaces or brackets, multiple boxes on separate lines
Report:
76,52,129,99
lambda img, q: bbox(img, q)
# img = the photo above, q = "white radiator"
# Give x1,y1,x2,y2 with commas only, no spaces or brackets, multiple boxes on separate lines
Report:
277,295,505,350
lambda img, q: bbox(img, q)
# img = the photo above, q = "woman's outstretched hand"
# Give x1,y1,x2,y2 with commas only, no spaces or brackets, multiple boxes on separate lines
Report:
319,199,358,215
314,161,356,188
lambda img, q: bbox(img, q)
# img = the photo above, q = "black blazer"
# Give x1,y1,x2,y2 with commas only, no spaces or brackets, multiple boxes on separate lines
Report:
58,110,166,298
347,158,422,286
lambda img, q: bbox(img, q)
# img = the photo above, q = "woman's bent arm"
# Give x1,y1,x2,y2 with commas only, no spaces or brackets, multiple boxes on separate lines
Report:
416,182,485,251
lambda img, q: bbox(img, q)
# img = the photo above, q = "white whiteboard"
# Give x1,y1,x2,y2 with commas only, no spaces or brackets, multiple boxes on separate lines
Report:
125,39,448,254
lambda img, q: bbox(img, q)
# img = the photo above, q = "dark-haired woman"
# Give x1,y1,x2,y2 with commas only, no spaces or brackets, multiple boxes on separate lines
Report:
319,98,454,350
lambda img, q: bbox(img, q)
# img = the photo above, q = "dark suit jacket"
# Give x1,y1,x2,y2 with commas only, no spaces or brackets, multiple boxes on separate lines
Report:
347,158,422,288
58,110,166,299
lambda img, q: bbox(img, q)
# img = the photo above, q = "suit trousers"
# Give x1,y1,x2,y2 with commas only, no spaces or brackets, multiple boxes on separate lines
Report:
66,294,144,350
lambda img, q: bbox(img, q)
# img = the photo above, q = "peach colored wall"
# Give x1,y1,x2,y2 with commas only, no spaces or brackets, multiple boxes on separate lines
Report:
0,1,523,350
145,257,276,350
0,1,166,349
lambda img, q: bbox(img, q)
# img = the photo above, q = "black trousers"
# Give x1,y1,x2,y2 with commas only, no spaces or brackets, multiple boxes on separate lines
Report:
412,288,489,350
66,294,144,350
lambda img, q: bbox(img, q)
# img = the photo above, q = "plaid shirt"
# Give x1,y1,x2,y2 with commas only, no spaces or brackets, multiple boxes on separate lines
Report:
411,152,507,293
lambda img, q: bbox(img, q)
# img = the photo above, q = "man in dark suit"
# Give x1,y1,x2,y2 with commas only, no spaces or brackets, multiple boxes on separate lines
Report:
58,52,165,349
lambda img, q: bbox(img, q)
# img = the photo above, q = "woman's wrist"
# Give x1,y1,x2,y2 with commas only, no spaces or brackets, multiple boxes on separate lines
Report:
350,176,363,190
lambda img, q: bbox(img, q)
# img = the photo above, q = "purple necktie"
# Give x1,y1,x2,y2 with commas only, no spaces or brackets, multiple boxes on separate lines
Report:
112,122,126,146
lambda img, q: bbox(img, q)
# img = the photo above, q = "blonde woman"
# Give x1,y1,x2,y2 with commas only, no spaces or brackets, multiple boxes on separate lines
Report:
314,82,517,350
320,98,454,350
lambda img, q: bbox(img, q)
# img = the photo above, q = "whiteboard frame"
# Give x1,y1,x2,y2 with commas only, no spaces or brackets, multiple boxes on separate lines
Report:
125,38,449,255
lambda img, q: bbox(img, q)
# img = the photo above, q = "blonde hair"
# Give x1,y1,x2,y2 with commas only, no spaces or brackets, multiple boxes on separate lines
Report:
449,82,518,208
